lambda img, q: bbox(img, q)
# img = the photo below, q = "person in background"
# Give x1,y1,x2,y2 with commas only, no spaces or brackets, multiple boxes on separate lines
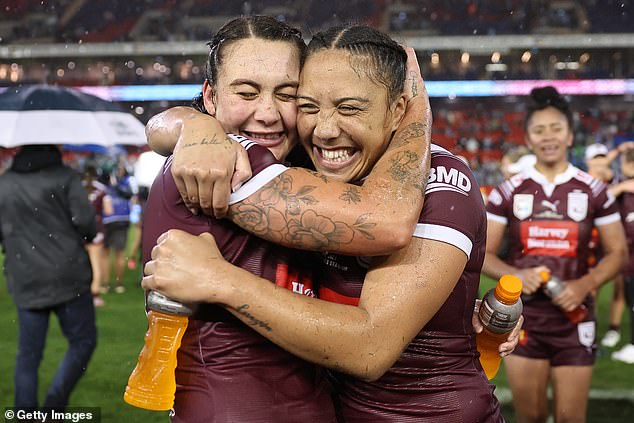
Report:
500,146,536,180
584,141,634,348
0,145,97,410
483,86,627,423
606,147,634,362
82,165,107,307
102,160,138,293
584,143,614,184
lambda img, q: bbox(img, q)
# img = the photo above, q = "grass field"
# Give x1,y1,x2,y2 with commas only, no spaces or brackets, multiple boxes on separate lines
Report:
0,256,633,422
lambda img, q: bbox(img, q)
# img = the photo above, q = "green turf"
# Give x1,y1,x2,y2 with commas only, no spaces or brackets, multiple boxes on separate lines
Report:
0,257,168,422
0,258,632,422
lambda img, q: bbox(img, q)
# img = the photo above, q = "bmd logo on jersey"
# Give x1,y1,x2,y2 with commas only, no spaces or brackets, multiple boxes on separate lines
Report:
427,166,471,196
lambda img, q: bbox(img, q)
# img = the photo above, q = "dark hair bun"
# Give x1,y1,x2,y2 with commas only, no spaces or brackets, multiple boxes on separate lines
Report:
530,86,566,108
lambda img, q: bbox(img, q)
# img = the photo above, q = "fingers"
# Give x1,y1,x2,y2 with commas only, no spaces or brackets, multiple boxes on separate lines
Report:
499,316,523,357
471,299,484,333
231,144,252,192
212,172,231,219
181,172,202,210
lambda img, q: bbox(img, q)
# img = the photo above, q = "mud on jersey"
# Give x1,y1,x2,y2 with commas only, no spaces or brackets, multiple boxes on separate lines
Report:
319,145,502,422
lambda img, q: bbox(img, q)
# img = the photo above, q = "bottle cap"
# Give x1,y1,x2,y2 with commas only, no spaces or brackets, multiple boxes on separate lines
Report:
538,270,551,284
495,274,523,303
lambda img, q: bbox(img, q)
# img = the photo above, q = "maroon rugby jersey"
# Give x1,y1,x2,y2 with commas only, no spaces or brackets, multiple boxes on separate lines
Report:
86,179,106,239
618,191,634,277
486,164,620,330
142,135,335,423
319,145,503,422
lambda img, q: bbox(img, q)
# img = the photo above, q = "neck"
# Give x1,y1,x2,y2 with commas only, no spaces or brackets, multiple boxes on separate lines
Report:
535,160,569,182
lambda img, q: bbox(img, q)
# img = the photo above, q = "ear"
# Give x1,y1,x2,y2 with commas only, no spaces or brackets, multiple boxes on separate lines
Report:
565,130,573,148
389,94,407,133
202,80,217,116
524,134,533,151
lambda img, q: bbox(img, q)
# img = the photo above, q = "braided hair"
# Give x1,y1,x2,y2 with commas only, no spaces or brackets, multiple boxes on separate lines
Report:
192,16,307,114
525,86,573,130
307,25,407,105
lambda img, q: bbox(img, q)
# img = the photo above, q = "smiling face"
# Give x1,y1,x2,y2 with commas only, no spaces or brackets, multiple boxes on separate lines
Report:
202,38,301,161
525,106,573,169
296,49,405,182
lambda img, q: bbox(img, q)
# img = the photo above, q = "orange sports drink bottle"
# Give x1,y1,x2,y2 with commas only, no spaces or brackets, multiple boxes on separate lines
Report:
124,291,194,410
538,271,588,324
476,275,523,380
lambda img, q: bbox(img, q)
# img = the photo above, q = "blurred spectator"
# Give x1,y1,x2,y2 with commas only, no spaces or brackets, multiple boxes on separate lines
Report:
82,165,107,307
0,144,97,409
102,159,138,294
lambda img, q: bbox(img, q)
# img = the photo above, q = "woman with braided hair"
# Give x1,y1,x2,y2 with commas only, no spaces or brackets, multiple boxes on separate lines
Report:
483,86,627,423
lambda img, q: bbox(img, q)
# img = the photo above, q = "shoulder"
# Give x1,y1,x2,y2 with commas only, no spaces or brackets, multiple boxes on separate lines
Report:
229,134,283,174
570,166,608,198
428,145,477,197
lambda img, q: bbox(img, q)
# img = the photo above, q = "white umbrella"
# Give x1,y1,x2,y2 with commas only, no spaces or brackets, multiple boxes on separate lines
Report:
0,84,147,147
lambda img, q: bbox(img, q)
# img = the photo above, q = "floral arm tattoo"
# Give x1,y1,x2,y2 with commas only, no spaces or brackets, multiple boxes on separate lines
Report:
228,172,376,251
228,88,429,253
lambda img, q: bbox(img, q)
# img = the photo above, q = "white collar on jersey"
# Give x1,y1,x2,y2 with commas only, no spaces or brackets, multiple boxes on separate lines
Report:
525,163,578,197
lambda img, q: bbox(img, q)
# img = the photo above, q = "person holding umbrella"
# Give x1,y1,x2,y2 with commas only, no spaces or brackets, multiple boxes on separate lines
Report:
0,144,98,410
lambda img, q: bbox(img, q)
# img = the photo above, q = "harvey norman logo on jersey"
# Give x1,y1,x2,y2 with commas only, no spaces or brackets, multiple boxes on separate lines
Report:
427,165,471,196
519,220,579,257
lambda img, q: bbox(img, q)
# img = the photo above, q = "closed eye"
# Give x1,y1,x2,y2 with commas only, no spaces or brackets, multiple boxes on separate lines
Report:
237,92,258,99
298,103,319,114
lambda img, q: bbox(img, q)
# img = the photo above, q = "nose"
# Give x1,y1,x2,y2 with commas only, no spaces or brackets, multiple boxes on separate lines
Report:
314,110,340,142
253,95,280,126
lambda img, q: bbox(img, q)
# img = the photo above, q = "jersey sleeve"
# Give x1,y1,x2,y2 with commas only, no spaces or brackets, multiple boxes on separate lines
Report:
413,153,485,259
593,182,621,226
485,180,514,225
227,134,288,205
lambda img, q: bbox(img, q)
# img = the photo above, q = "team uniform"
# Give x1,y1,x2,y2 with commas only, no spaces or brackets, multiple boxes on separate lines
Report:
142,135,336,423
618,190,634,347
85,179,107,245
319,145,503,422
486,164,620,365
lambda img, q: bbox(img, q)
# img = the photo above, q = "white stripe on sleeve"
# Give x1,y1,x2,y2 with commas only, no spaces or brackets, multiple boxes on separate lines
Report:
594,212,621,227
487,212,508,225
229,164,289,205
413,223,473,258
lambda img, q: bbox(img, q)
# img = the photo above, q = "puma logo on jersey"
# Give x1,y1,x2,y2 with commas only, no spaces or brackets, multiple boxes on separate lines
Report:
541,200,560,213
626,212,634,223
427,165,471,196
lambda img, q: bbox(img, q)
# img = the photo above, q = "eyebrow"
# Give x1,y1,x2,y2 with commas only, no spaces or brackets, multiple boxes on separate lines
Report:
297,95,370,104
230,79,299,90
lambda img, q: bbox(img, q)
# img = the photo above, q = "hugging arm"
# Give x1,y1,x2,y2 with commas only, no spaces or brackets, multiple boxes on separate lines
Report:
143,229,463,381
147,49,431,255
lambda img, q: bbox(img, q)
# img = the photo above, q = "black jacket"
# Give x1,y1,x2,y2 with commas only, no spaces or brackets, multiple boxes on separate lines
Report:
0,146,96,309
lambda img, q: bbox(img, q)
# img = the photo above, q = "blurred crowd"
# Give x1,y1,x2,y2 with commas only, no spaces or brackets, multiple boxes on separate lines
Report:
1,0,631,45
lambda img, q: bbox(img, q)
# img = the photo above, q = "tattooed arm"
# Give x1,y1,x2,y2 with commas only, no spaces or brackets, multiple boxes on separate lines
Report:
146,48,431,255
146,106,253,217
143,228,463,381
228,100,429,255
